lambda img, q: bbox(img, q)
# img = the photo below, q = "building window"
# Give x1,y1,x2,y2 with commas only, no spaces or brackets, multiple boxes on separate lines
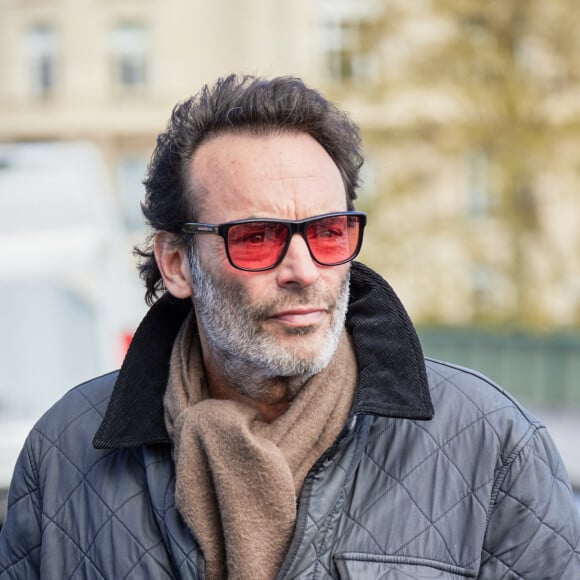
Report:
318,0,379,83
110,22,148,92
323,20,361,81
26,24,58,98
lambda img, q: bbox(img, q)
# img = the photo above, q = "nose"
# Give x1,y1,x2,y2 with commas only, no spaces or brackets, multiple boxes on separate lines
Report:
275,233,320,288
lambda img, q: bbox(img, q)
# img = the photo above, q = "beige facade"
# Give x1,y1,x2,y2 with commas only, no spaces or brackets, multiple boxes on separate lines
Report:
0,0,318,191
0,0,317,133
0,0,317,182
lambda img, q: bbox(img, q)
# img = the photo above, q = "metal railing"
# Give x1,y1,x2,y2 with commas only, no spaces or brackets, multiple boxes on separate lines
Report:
418,328,580,410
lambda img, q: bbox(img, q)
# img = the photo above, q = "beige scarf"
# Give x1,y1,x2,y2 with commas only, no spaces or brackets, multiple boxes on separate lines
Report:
164,313,358,580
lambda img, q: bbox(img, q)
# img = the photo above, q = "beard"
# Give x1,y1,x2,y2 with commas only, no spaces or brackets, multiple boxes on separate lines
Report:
188,249,350,400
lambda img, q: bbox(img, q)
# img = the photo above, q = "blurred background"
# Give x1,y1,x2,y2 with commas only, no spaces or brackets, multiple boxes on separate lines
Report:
1,0,579,519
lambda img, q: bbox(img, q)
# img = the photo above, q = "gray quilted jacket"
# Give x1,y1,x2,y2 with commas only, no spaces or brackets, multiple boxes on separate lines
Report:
1,263,579,579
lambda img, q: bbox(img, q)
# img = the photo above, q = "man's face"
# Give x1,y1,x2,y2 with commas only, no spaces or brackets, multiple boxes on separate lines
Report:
185,132,352,392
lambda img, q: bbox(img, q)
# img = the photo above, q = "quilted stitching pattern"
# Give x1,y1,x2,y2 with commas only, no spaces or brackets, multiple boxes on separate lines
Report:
279,360,580,579
0,375,185,579
2,361,579,579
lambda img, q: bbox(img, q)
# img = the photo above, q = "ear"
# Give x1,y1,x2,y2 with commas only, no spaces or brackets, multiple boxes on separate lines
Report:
154,232,193,299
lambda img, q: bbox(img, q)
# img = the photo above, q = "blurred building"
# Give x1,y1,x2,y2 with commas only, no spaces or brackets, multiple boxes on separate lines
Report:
4,0,578,328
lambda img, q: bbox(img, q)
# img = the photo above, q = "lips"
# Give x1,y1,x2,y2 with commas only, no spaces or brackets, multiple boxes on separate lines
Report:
270,308,327,327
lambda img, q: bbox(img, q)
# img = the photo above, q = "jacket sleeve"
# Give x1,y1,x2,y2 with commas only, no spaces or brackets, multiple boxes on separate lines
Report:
0,435,42,579
479,425,580,579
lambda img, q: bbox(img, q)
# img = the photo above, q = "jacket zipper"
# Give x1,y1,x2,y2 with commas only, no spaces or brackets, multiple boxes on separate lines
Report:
275,415,362,579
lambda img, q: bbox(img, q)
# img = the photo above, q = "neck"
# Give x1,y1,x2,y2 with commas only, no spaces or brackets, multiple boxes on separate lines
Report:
199,336,313,423
206,374,292,422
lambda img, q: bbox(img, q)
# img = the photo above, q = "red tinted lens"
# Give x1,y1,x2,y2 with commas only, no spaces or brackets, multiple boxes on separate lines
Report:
306,215,360,265
227,222,288,269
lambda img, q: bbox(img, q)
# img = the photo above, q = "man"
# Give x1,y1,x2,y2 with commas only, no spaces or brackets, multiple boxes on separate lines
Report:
1,75,579,579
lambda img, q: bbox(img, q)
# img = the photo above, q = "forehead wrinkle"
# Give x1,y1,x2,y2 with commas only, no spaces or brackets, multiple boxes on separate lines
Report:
188,132,348,223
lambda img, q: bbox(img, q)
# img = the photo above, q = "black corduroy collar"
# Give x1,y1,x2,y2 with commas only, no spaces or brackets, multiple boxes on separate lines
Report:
93,262,433,450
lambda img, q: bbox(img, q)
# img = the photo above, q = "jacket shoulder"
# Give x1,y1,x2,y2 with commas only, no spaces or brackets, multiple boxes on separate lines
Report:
0,371,182,579
425,357,541,429
422,360,580,577
422,357,548,480
33,371,119,443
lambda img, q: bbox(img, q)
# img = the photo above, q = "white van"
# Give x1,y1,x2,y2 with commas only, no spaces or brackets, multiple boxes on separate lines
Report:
0,141,146,523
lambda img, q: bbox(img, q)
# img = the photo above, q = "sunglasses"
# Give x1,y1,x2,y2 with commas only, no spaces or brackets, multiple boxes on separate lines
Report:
182,211,366,272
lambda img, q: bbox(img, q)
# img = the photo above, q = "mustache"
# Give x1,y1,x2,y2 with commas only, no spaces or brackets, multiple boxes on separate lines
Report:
251,286,337,319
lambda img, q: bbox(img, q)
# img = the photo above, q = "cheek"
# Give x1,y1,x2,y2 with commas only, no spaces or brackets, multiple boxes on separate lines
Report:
221,271,279,310
198,236,236,273
204,255,274,303
242,273,277,302
321,265,350,293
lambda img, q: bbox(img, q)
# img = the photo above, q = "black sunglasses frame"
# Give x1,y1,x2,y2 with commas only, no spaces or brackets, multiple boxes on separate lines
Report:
181,211,366,272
